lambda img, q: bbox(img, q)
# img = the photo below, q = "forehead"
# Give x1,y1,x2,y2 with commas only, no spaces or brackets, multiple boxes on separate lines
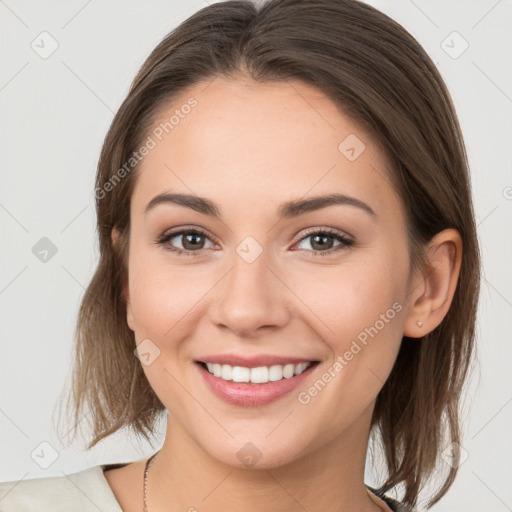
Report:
132,76,401,221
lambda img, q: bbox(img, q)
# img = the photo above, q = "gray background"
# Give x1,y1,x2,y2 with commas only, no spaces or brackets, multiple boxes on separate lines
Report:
1,1,511,510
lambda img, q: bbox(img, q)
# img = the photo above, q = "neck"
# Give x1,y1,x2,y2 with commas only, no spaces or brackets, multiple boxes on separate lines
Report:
148,404,384,512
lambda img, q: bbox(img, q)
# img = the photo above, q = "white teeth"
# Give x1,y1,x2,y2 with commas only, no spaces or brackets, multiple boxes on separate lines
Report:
294,362,309,375
221,365,232,381
212,363,222,377
250,366,269,383
268,365,283,381
283,364,295,378
202,361,313,383
232,366,250,383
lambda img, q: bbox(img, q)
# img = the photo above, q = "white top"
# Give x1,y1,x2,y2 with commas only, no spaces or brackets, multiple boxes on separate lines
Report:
0,464,123,512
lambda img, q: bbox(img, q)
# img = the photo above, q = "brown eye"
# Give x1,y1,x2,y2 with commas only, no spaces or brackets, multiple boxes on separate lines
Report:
156,228,215,256
294,229,353,256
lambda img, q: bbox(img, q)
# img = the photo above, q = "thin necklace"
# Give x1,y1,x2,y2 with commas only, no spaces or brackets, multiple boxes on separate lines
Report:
143,451,160,512
143,450,385,512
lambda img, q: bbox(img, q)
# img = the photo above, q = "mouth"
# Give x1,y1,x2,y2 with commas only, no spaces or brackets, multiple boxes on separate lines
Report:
194,359,321,407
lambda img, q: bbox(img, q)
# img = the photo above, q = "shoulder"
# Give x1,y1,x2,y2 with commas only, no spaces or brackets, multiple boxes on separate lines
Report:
0,464,123,512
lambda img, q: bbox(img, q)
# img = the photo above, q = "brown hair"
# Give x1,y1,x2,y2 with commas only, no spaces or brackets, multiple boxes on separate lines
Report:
60,0,480,508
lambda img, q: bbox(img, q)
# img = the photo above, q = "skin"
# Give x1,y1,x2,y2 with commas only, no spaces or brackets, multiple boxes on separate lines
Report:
105,76,462,512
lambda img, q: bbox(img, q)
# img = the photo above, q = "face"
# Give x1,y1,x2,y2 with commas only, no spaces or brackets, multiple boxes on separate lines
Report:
123,76,414,468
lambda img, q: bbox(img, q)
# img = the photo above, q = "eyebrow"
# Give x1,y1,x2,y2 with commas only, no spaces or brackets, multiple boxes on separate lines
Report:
144,191,376,220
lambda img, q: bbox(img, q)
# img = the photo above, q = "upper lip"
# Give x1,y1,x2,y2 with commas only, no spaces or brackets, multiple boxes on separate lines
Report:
196,354,320,368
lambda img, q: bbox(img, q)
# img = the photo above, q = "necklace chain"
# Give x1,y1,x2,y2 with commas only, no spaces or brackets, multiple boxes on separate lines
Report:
143,451,160,512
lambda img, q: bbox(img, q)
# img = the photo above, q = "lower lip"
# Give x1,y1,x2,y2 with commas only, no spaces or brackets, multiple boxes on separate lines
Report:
195,361,319,407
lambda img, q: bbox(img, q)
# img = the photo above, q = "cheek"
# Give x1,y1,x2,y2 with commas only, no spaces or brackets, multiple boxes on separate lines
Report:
128,246,218,344
289,248,407,390
290,261,406,432
293,255,406,342
127,252,206,406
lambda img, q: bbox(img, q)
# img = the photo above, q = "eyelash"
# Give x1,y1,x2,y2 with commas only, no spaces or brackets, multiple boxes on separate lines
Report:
154,227,354,257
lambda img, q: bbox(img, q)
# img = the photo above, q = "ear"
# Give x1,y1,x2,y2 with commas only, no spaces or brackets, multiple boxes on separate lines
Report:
111,226,135,332
403,228,462,338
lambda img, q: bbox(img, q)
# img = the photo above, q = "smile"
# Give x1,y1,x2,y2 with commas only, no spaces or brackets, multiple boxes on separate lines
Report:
195,360,320,407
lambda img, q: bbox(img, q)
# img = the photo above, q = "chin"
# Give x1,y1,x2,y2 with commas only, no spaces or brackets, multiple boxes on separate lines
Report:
199,431,310,471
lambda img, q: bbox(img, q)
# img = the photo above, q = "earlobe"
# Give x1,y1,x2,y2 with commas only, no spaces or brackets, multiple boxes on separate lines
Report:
403,229,462,338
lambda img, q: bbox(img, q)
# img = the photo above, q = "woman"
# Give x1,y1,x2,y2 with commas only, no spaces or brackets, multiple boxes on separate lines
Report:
0,0,480,510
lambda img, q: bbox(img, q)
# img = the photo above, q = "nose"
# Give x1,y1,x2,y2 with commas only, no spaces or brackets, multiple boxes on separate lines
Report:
208,250,290,338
